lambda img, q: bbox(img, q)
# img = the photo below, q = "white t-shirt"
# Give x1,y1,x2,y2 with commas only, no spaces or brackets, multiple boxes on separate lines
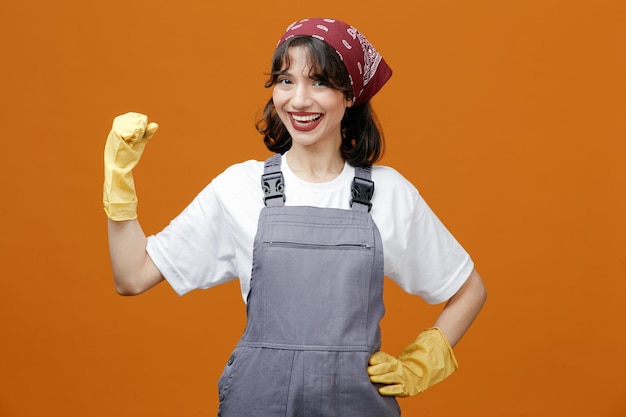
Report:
146,154,474,305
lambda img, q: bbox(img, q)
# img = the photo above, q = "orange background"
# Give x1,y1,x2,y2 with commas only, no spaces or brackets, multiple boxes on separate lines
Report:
1,1,625,416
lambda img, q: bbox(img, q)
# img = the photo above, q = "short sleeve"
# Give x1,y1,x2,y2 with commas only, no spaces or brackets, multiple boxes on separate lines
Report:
373,167,474,304
146,182,238,296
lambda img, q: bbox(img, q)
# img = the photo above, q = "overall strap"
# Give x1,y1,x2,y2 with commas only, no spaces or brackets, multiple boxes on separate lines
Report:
262,154,285,207
351,165,374,212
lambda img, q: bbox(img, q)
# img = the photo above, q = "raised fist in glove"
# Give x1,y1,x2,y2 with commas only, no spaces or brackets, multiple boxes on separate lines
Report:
367,327,458,397
103,112,158,221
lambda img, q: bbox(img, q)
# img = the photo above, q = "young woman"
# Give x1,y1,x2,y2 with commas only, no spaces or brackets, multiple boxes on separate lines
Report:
104,18,487,416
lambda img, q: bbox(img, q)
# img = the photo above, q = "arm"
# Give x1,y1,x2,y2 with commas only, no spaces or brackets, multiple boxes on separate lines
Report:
434,268,487,347
108,219,164,295
368,268,487,396
103,112,164,295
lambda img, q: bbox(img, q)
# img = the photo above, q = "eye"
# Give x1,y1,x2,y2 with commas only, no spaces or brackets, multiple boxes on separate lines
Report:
277,77,292,85
312,80,328,87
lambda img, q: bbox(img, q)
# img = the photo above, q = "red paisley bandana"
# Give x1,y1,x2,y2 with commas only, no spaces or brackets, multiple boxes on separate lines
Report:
277,18,392,107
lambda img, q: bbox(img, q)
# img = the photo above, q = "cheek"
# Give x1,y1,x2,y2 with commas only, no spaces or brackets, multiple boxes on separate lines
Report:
272,88,286,109
272,90,290,124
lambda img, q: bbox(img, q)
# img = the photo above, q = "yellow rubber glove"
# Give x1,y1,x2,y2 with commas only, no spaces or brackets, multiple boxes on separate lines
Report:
103,112,158,221
367,327,458,397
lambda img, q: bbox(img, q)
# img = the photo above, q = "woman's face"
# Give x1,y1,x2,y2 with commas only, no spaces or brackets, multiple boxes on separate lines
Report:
272,46,352,152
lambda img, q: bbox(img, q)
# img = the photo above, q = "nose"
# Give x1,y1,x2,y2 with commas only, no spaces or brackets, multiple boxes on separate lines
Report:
291,83,313,109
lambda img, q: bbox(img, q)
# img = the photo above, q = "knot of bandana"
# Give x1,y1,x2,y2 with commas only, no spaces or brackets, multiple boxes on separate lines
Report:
277,18,392,107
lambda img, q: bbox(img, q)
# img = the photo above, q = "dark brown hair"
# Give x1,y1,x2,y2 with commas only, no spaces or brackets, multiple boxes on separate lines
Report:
255,36,384,167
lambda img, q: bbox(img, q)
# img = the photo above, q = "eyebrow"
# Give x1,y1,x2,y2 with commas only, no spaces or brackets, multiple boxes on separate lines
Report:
276,69,326,82
276,69,292,77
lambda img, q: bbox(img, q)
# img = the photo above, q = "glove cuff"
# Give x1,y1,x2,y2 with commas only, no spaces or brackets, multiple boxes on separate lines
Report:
103,166,139,221
103,200,138,221
396,327,459,394
423,327,459,369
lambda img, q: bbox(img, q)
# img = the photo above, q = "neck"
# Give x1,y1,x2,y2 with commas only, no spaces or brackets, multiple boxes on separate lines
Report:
286,147,345,183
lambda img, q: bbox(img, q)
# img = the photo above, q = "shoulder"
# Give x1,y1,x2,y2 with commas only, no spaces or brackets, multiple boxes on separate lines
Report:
371,165,420,208
215,159,265,183
204,159,267,214
372,165,417,188
209,159,265,194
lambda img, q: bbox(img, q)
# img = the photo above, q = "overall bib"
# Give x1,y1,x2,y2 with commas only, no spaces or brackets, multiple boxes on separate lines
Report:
217,155,400,417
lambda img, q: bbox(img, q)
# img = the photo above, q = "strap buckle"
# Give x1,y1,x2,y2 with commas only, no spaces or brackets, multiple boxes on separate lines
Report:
261,172,285,205
350,176,374,212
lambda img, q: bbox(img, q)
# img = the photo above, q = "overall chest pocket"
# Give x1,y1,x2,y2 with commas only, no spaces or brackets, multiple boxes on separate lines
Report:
260,221,377,348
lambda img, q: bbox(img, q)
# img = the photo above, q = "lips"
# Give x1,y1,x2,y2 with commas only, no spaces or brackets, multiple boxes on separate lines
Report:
289,112,323,131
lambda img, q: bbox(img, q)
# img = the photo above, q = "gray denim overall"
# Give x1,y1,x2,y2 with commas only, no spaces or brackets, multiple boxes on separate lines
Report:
217,154,400,416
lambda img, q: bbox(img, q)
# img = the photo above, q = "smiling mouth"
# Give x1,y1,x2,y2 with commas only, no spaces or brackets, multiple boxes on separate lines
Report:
289,113,323,131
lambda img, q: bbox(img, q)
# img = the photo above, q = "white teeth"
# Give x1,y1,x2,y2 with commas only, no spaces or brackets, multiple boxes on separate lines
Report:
291,114,321,123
